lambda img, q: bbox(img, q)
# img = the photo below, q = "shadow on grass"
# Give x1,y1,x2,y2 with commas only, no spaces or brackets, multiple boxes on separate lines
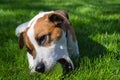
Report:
66,0,120,69
0,0,59,11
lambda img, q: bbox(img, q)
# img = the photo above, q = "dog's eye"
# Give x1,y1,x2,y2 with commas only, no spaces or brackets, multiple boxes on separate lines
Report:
36,35,49,46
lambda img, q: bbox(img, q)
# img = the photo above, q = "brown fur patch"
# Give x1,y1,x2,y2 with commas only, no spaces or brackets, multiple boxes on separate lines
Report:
34,14,63,46
23,28,36,59
66,24,77,42
55,10,77,42
55,10,69,19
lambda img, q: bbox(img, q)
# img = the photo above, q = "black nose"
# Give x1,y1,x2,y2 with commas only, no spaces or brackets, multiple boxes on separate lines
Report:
35,63,45,73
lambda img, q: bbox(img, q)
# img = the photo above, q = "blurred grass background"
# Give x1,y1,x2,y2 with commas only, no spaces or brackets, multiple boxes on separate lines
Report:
0,0,120,80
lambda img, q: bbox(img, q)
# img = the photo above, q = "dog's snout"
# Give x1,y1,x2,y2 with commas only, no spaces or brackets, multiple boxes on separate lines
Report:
35,63,45,73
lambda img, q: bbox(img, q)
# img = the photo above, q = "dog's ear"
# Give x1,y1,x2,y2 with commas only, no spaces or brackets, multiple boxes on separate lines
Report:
55,10,69,19
18,32,24,49
49,13,64,27
16,22,29,49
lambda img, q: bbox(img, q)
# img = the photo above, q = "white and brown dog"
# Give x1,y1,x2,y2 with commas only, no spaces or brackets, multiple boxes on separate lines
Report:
15,10,79,74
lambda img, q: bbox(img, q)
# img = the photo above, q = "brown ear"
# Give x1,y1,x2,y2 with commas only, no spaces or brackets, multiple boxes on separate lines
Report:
49,13,64,27
55,10,69,19
18,33,24,49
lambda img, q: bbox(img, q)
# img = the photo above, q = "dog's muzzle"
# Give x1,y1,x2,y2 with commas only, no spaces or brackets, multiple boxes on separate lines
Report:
35,58,74,74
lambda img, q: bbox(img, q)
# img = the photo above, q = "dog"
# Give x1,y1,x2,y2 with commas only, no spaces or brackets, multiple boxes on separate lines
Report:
15,10,79,74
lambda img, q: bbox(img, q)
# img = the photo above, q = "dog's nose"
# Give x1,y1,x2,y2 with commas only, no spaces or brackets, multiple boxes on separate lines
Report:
35,63,45,73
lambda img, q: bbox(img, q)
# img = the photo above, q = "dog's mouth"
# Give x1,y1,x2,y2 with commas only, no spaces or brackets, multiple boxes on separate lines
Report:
57,58,74,74
34,58,74,74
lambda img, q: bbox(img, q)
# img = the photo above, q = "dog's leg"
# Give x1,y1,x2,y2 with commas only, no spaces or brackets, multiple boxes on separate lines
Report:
27,52,35,74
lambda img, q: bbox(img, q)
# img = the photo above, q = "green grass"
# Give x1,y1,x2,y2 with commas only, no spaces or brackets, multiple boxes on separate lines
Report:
0,0,120,80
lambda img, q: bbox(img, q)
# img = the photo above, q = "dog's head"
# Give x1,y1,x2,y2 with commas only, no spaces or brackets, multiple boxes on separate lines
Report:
16,10,74,73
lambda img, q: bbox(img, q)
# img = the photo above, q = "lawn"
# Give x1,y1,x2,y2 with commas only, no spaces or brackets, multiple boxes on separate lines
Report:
0,0,120,80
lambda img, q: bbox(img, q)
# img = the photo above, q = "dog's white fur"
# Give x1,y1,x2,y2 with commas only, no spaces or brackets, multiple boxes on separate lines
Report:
16,11,79,73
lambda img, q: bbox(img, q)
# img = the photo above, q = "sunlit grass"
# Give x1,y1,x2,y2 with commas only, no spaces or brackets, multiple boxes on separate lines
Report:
0,0,120,80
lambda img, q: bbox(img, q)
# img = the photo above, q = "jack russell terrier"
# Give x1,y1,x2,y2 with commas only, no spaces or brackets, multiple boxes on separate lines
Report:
15,10,79,74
